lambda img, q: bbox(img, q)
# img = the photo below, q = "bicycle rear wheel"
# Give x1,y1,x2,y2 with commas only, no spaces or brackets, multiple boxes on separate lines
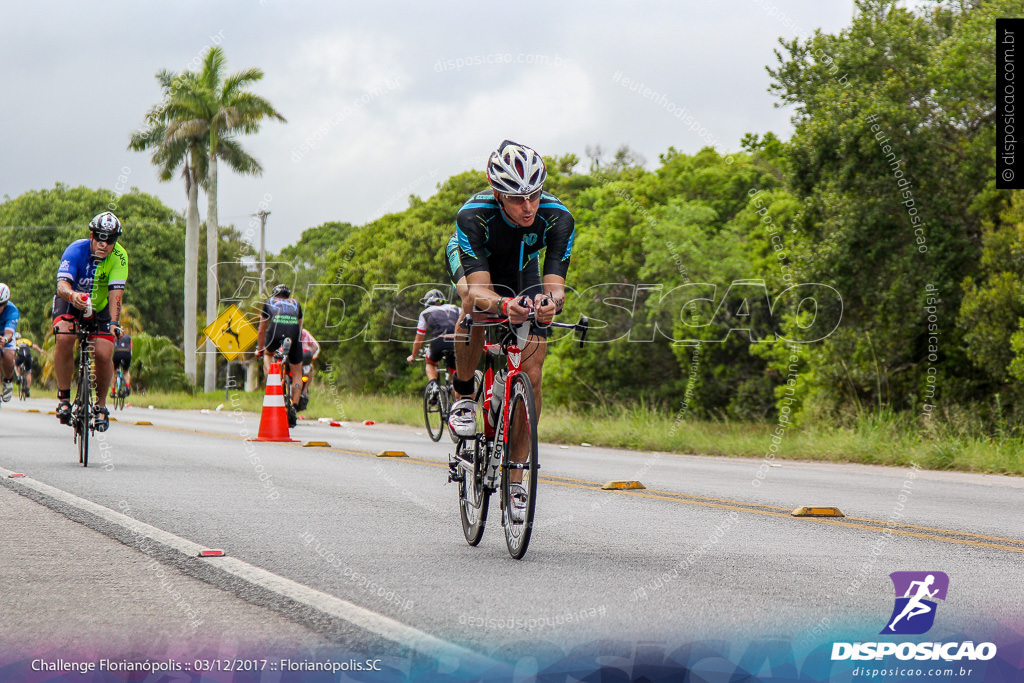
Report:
458,438,491,545
424,381,444,441
501,372,538,559
18,373,28,400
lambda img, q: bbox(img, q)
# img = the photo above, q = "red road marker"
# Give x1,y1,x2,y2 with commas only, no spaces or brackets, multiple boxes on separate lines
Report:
198,549,225,557
363,420,375,426
8,473,25,478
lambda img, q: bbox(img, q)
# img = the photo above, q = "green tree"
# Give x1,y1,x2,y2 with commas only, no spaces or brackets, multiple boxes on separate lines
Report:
765,0,1008,417
129,68,208,385
160,46,285,391
0,184,184,340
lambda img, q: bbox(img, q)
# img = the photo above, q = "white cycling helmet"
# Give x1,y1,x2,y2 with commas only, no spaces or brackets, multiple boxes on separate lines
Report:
0,283,9,305
486,140,547,195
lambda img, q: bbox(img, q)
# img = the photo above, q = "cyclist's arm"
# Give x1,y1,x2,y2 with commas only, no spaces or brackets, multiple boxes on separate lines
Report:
408,330,426,362
256,317,268,355
308,333,320,359
464,271,506,315
108,289,124,325
56,279,88,309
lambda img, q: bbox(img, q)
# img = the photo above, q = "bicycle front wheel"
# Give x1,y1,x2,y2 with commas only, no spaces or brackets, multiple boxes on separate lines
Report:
501,372,538,559
424,381,445,441
458,438,490,545
76,366,91,467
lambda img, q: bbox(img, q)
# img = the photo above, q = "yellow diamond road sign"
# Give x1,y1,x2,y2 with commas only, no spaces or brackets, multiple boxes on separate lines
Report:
204,305,257,361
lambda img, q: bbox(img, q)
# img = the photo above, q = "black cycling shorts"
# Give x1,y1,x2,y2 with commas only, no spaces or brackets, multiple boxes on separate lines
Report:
426,336,456,367
113,350,132,371
266,329,303,365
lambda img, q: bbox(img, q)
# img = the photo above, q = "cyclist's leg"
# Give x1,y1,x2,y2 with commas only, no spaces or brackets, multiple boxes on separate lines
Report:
509,273,548,481
263,336,282,380
286,332,304,406
52,315,77,395
445,238,485,401
1,347,14,380
424,340,443,383
52,313,77,423
91,335,115,409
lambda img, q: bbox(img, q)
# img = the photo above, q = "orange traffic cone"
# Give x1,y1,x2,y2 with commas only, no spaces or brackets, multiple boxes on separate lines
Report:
249,361,297,442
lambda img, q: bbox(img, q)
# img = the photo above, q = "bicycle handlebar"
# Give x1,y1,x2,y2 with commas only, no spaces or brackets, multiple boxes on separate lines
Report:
460,308,589,348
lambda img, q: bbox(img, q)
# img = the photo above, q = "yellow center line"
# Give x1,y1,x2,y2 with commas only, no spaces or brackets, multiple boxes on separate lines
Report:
124,422,1024,554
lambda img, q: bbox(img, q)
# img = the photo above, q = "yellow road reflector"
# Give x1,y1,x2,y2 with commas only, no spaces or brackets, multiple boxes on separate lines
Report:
135,420,153,426
303,440,331,447
602,480,646,490
792,506,845,517
377,450,408,458
47,411,57,415
27,409,40,413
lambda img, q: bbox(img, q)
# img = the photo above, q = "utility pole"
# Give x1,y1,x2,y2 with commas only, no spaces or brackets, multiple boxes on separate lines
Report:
257,210,270,295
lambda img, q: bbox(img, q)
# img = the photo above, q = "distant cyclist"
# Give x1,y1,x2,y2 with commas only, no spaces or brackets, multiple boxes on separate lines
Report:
444,140,575,521
297,327,320,411
406,288,459,387
0,283,20,402
256,284,303,422
111,331,133,397
52,212,128,431
14,334,43,397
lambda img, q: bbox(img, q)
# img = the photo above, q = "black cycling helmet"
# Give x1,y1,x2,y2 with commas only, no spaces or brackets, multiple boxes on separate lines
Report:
420,288,446,306
89,212,122,241
271,283,291,298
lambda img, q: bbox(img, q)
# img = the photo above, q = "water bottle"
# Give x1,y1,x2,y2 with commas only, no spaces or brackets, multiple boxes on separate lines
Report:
488,370,506,425
82,295,94,321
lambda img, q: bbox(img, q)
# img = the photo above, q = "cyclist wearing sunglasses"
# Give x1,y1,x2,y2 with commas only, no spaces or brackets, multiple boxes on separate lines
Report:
52,211,129,431
444,141,575,480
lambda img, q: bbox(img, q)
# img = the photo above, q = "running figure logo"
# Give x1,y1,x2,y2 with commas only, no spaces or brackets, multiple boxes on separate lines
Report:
881,571,949,635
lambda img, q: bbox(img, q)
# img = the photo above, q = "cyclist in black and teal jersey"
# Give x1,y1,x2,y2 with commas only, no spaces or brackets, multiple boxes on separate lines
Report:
256,284,304,423
52,212,128,431
444,140,575,521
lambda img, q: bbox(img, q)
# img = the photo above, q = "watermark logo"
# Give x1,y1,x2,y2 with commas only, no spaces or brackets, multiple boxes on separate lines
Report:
831,569,996,667
881,571,948,635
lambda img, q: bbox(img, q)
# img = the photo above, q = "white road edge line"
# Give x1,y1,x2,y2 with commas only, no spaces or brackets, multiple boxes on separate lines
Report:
0,467,497,672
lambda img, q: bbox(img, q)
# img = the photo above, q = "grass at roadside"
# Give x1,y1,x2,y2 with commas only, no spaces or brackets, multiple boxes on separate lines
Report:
134,389,1024,476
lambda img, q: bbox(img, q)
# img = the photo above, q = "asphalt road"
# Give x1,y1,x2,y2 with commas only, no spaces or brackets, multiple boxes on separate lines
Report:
2,396,1022,676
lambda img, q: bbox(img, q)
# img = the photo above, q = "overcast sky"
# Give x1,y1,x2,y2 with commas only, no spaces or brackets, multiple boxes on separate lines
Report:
1,1,860,252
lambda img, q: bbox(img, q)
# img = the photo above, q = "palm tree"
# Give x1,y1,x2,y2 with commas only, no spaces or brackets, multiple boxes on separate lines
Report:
129,70,207,384
164,48,285,392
